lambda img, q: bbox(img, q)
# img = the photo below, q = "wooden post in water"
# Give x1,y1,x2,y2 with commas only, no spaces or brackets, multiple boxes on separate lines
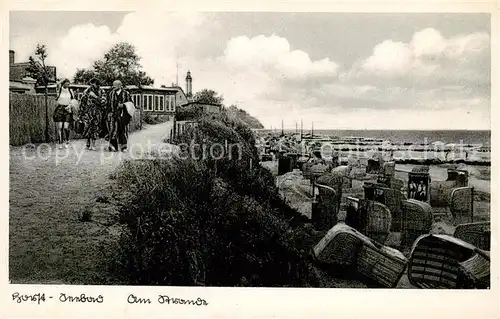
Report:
300,119,303,140
470,187,474,223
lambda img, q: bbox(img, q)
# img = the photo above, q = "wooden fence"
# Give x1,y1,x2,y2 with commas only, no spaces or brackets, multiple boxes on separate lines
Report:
9,92,143,146
10,92,58,145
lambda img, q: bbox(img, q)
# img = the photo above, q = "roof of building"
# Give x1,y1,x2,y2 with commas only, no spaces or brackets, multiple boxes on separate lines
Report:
21,76,37,83
10,81,32,91
120,85,177,91
181,101,222,107
39,83,179,92
169,85,187,94
10,61,31,66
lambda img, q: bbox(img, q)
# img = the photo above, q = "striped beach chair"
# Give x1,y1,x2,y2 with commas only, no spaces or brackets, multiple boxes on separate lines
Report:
408,234,490,289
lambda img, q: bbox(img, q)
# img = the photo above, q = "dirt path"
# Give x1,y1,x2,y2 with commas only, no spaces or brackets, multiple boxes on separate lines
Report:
9,121,174,284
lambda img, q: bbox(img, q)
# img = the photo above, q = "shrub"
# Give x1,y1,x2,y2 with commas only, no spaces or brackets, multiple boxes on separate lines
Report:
142,112,163,125
112,113,317,286
113,158,314,286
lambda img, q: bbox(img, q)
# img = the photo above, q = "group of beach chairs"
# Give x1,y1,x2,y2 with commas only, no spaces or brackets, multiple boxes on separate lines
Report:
300,159,490,289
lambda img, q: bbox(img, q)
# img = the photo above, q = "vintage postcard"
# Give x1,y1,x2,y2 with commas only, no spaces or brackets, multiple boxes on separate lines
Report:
1,1,498,318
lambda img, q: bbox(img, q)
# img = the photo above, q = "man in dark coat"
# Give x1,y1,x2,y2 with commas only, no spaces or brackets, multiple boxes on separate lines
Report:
107,80,132,152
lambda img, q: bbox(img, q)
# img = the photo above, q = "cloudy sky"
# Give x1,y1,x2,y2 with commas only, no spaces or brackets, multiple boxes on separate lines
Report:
10,11,491,130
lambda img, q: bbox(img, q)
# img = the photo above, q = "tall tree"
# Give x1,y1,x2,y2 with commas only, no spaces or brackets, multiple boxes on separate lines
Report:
73,42,154,86
26,44,52,142
193,89,224,105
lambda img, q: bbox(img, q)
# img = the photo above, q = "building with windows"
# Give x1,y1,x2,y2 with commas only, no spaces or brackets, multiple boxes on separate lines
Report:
9,49,57,94
170,85,191,107
9,50,57,83
38,84,178,119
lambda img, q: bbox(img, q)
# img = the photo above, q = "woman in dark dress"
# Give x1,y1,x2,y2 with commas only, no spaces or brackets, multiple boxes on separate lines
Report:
79,78,107,150
107,80,132,152
53,79,74,149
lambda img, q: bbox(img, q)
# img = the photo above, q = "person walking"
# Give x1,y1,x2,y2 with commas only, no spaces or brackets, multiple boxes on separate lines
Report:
53,78,74,149
79,78,107,150
107,80,132,152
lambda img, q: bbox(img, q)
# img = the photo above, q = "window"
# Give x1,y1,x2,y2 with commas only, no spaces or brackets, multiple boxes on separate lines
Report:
148,95,153,111
132,94,141,107
159,95,164,111
142,94,153,111
166,95,176,112
154,96,159,111
143,95,148,111
165,95,170,112
172,95,176,111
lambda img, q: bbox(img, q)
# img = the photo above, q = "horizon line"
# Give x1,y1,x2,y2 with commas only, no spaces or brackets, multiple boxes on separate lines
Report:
260,128,492,131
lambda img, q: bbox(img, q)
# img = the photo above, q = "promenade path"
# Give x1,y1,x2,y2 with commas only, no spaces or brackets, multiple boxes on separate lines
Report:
9,121,174,284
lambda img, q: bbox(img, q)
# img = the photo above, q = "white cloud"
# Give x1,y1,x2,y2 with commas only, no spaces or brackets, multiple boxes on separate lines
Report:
361,28,489,78
410,28,447,57
115,11,207,84
51,24,117,77
363,40,415,74
223,35,339,78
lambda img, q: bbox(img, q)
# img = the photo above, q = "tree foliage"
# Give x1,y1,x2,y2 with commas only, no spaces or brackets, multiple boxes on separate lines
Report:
226,104,265,129
26,44,51,87
193,89,224,105
73,42,154,86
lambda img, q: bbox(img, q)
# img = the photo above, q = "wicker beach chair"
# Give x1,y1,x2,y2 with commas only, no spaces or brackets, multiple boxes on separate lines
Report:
302,162,313,179
296,155,310,171
330,166,353,189
459,251,490,289
363,200,392,243
378,187,406,232
400,199,433,247
344,198,392,243
312,183,342,231
314,223,407,288
411,165,430,173
407,171,430,203
366,159,381,174
446,169,468,187
390,178,405,192
377,161,395,184
313,223,366,267
383,161,395,176
454,222,490,251
357,242,407,288
429,181,456,208
449,187,474,224
278,156,293,175
316,173,344,193
408,234,490,289
345,196,363,229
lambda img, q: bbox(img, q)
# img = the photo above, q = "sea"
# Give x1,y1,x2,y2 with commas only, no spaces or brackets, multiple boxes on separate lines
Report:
258,129,491,146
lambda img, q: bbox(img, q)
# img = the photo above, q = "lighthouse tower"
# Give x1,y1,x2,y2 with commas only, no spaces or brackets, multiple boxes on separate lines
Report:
186,70,193,99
